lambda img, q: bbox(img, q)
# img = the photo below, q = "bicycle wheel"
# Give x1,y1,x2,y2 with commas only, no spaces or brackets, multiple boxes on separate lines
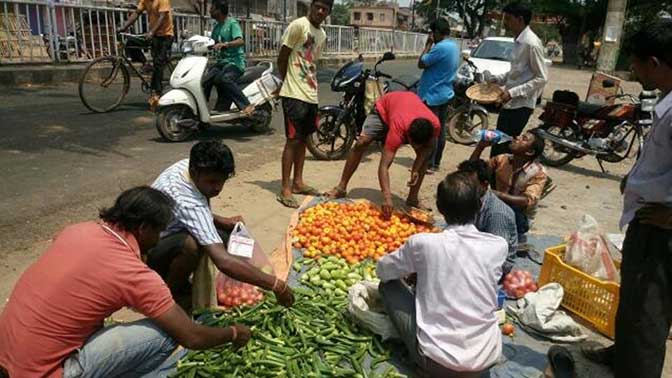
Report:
78,56,130,113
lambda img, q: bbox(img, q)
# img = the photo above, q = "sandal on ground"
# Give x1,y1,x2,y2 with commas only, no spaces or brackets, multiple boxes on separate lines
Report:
276,193,300,208
292,185,320,196
324,186,347,199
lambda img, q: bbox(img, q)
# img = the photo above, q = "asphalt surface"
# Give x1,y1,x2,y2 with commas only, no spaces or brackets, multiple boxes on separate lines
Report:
0,59,421,255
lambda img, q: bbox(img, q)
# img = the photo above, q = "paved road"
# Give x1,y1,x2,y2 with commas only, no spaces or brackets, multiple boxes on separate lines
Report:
0,59,421,254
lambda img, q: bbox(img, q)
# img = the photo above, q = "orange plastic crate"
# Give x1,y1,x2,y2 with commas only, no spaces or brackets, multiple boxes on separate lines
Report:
538,245,620,338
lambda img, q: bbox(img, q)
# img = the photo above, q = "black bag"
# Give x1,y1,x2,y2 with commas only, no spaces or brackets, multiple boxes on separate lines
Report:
552,90,579,107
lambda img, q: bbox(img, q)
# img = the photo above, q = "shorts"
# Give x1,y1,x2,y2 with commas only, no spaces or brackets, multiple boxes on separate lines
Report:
361,109,388,142
282,97,319,140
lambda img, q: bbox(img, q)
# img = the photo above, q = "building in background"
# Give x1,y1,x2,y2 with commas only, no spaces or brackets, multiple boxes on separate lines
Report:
350,2,406,29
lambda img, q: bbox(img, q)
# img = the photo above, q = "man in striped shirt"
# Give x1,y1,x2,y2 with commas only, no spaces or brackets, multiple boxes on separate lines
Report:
149,141,294,310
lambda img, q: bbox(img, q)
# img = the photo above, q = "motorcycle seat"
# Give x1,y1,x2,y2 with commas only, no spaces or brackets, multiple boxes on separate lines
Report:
577,101,604,116
237,65,267,87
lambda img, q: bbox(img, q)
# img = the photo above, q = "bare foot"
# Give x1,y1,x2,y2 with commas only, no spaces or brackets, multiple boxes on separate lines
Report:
242,104,256,116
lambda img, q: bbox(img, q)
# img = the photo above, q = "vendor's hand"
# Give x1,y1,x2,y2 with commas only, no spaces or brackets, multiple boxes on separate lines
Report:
231,324,251,348
499,89,512,104
144,31,153,40
407,171,420,187
274,280,294,307
636,205,672,230
213,42,228,51
382,196,394,220
228,215,245,225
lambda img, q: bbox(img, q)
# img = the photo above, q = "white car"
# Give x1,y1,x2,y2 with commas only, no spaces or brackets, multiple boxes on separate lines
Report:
461,36,552,81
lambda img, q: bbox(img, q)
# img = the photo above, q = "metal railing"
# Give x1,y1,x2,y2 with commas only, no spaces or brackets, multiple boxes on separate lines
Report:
0,0,428,65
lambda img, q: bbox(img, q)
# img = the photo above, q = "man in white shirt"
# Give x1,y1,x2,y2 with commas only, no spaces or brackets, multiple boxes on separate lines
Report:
581,19,672,378
377,171,507,377
484,2,548,157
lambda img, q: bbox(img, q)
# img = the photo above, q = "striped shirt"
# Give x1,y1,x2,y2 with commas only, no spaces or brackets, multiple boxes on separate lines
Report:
151,159,223,246
476,190,518,259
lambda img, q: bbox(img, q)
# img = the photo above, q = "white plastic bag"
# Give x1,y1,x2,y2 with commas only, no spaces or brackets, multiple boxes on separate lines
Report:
564,215,620,282
347,281,399,340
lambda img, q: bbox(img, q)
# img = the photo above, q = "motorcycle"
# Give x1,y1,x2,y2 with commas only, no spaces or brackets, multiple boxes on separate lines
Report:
307,51,403,160
156,35,281,142
536,80,657,172
445,57,490,145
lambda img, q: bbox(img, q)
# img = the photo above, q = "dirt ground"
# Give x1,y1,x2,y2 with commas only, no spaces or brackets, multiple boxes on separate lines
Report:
1,64,670,376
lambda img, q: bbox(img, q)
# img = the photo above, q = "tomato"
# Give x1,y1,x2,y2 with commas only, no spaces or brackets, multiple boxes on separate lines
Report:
502,323,515,336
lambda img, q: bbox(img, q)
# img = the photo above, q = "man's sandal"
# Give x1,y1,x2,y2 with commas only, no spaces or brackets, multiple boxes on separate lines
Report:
292,185,320,196
276,193,300,208
324,187,347,199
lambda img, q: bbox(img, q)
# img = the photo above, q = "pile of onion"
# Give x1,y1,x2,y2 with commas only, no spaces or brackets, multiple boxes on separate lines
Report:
503,270,538,299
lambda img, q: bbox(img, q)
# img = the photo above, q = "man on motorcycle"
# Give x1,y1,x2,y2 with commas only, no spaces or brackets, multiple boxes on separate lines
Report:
417,17,459,173
276,0,332,208
581,19,672,378
205,0,254,115
325,92,440,218
119,0,174,108
469,129,547,245
483,2,548,157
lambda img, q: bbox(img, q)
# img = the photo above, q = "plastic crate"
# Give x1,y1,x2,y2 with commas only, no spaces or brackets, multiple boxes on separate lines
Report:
538,245,620,338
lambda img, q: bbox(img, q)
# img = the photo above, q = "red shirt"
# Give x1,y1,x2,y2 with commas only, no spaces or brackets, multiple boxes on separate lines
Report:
375,92,440,152
0,222,175,378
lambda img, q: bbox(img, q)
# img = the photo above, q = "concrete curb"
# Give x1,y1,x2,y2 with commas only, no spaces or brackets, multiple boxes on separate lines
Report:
0,53,420,87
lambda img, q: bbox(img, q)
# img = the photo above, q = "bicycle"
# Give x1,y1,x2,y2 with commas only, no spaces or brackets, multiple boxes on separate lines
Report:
78,33,181,113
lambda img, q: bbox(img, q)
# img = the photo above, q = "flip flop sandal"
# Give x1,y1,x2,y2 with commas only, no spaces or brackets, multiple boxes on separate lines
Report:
292,185,320,196
324,186,347,199
276,193,300,208
547,345,575,378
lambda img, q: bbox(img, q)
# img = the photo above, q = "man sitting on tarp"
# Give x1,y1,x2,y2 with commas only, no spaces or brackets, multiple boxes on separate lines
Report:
470,129,547,245
377,171,507,377
148,140,294,311
325,91,440,218
0,187,253,377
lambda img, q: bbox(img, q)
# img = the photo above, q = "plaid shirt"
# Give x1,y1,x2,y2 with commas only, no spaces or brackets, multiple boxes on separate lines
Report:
476,190,518,258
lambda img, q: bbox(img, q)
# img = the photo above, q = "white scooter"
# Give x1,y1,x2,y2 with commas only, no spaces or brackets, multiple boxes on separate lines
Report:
156,35,282,142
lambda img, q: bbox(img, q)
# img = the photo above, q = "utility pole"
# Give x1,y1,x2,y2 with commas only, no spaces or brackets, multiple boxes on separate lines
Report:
411,0,415,30
597,0,628,72
435,0,440,19
283,0,287,22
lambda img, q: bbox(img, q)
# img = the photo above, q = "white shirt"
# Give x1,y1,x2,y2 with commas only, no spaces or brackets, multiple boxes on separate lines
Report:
151,159,223,245
487,26,548,110
620,91,672,228
376,224,507,372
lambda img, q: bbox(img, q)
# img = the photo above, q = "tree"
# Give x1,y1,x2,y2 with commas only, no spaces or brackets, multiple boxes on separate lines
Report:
414,0,500,38
531,0,607,65
331,2,353,25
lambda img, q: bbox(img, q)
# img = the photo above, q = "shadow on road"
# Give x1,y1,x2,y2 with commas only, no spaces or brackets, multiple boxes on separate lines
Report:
554,163,623,183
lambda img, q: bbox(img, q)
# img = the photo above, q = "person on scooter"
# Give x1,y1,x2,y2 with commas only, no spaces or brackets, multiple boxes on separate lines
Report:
205,0,255,115
275,0,332,208
325,91,440,218
483,2,548,158
470,129,547,245
120,0,174,108
417,17,459,174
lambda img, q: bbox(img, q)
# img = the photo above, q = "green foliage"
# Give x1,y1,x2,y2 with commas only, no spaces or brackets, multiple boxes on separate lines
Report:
331,2,353,25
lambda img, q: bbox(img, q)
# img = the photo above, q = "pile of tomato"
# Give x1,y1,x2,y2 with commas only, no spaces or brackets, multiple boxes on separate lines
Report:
292,202,436,264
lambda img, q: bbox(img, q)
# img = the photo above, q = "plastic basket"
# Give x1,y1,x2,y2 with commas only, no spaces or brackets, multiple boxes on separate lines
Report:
538,244,620,338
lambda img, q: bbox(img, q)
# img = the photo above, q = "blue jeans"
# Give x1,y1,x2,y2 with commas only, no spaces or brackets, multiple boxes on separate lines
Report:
63,319,182,378
204,64,250,111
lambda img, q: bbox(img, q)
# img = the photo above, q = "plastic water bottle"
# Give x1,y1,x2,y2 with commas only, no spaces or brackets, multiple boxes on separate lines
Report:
473,129,513,144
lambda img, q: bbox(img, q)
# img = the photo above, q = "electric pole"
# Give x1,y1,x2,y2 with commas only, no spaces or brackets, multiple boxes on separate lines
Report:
597,0,628,72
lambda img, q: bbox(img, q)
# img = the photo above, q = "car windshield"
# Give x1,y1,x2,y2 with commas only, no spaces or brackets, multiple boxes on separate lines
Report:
472,40,514,61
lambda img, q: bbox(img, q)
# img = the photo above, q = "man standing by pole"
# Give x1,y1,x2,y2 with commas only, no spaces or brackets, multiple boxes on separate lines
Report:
582,19,672,378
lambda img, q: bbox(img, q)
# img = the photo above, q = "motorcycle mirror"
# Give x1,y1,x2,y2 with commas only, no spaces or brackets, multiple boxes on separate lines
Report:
382,51,395,61
461,49,472,60
602,79,616,88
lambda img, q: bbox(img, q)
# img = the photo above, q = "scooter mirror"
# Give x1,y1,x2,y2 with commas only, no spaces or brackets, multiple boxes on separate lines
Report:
382,51,395,61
